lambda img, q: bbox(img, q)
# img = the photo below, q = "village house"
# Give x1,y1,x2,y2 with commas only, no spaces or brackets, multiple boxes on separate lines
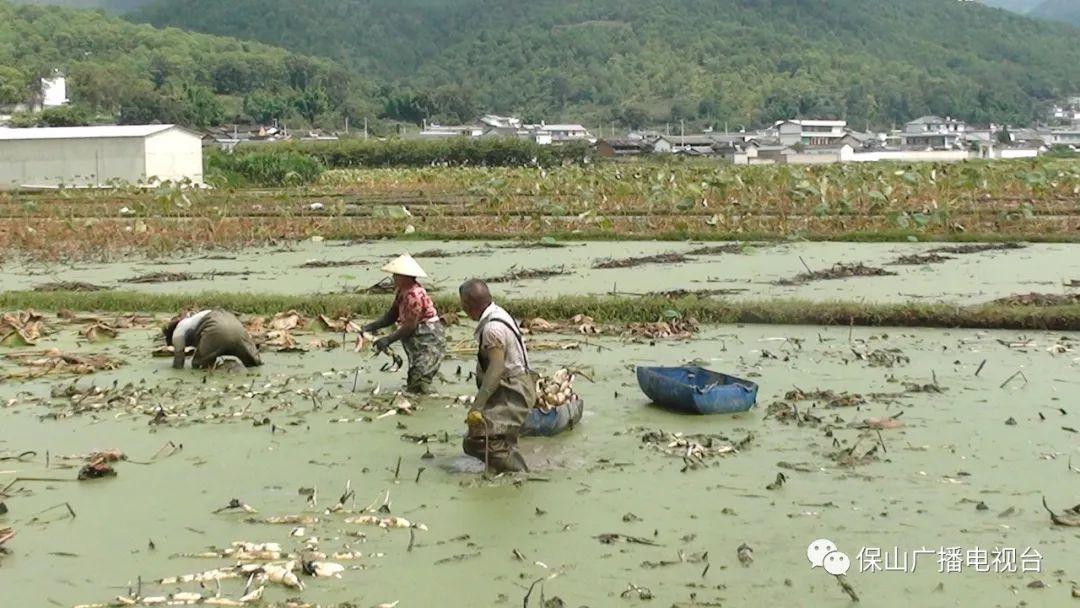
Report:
1048,128,1080,147
714,141,759,165
202,125,291,151
901,116,967,148
412,116,593,146
1051,97,1080,123
417,123,486,139
533,123,596,144
595,138,649,158
652,134,718,155
774,119,848,147
479,115,523,130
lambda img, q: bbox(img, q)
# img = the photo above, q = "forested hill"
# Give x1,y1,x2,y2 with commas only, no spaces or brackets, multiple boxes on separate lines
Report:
9,0,152,12
981,0,1080,25
980,0,1044,13
129,0,1080,127
0,1,373,128
1032,0,1080,26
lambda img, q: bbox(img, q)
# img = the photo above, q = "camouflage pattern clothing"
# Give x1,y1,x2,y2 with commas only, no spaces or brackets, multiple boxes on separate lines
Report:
190,310,262,370
400,321,446,394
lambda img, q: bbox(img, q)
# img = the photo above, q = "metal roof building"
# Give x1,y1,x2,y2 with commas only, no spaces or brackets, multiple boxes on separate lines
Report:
0,125,203,190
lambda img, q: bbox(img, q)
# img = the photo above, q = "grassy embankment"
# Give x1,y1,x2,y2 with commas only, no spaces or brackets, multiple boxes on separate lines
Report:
3,291,1078,331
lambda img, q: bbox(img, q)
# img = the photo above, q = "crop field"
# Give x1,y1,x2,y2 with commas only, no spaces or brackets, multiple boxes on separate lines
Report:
1,159,1079,261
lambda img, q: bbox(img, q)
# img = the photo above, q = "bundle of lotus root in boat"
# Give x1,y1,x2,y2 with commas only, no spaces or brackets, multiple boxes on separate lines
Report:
536,368,577,412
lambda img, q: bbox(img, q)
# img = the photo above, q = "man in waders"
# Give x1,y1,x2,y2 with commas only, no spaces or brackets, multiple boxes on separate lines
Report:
362,254,447,394
164,309,262,370
458,279,538,473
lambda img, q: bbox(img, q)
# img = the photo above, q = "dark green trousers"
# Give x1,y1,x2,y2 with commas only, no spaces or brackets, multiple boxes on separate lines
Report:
191,311,262,369
463,370,538,473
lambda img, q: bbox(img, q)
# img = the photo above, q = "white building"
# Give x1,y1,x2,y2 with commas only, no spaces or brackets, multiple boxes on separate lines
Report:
533,124,596,144
42,74,68,108
652,134,717,154
901,116,968,148
479,115,523,129
775,119,848,146
0,73,69,124
0,125,203,190
1048,128,1080,146
417,123,485,139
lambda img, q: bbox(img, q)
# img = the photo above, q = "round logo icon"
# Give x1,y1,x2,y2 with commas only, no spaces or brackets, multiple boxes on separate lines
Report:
807,539,838,568
823,550,851,576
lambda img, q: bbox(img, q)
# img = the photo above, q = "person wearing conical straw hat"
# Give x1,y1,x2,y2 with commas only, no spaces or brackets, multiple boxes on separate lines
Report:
361,254,447,394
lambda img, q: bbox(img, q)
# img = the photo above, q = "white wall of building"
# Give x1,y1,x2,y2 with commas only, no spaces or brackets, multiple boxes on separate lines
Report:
0,137,146,189
996,149,1040,160
42,76,68,108
782,151,843,165
144,128,204,184
850,150,970,163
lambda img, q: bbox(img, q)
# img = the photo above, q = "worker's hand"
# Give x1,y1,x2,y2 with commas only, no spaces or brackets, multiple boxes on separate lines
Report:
354,330,375,352
373,336,392,354
466,409,485,428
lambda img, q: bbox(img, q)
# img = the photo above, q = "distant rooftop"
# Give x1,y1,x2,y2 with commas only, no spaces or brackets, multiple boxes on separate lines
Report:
777,119,847,127
659,134,717,144
793,119,846,127
907,116,954,125
537,124,589,131
0,125,182,141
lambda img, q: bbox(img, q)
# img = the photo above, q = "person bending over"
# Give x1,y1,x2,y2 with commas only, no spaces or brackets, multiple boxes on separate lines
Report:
164,309,262,370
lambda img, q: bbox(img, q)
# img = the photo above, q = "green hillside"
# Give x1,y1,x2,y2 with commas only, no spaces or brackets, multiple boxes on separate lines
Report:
0,1,373,128
8,0,151,13
1032,0,1080,25
130,0,1080,127
980,0,1044,13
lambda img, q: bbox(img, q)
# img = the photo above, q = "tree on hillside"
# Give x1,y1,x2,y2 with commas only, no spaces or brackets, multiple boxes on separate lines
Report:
0,66,31,104
130,0,1080,128
9,106,91,127
2,1,372,129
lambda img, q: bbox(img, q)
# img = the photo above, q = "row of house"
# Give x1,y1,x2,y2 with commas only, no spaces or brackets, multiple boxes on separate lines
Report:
202,125,340,151
193,108,1080,160
416,114,597,145
596,115,1074,165
202,114,596,150
0,112,1074,191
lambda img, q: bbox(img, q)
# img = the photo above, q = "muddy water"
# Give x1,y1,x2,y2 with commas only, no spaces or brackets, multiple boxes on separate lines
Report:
7,241,1080,304
1,323,1078,607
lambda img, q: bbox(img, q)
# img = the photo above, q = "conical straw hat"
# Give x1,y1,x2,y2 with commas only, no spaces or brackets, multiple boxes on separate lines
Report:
381,253,428,278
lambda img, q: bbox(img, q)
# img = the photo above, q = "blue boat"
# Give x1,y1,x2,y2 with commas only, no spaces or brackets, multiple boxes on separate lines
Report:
636,366,758,415
522,398,584,437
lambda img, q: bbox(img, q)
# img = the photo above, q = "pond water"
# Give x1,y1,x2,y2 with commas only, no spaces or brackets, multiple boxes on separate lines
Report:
2,321,1078,607
6,240,1080,305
